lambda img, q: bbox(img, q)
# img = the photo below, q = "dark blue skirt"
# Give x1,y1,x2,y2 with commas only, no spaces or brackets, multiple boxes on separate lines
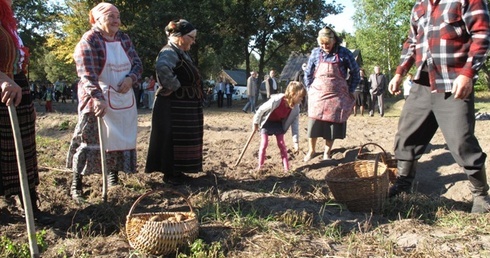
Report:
260,120,285,135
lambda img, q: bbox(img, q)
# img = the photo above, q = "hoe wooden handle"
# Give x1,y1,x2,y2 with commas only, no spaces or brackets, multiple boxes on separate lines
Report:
234,130,256,167
97,117,108,203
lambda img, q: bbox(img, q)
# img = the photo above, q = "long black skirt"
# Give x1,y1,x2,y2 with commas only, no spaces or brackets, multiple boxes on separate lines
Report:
145,95,203,175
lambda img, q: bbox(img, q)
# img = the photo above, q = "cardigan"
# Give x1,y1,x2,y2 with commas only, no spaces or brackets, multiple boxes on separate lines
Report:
253,94,300,144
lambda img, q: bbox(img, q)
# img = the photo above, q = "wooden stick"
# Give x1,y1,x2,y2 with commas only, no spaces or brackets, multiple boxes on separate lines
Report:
97,117,108,203
8,105,39,258
234,130,256,167
39,166,71,172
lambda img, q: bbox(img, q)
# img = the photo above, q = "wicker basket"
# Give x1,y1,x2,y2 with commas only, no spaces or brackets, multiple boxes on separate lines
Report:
326,154,389,212
356,142,390,161
356,142,397,183
126,189,199,256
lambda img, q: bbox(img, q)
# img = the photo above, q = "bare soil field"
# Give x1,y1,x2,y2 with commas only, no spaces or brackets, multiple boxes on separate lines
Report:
1,96,490,257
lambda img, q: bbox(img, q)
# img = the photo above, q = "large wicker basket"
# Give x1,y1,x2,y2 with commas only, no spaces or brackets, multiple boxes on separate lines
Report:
326,154,389,212
356,142,397,183
126,189,199,256
356,142,389,161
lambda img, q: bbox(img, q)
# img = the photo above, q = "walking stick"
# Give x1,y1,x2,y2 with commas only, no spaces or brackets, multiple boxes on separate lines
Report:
97,117,108,203
234,130,256,167
8,105,39,258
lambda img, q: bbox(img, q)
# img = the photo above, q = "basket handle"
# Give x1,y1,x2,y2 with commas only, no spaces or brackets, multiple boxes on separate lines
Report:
127,189,194,217
357,142,388,159
373,153,380,210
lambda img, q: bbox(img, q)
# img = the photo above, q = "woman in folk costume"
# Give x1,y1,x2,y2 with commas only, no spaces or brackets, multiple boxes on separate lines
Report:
145,19,204,183
67,3,142,202
303,26,360,162
0,0,52,224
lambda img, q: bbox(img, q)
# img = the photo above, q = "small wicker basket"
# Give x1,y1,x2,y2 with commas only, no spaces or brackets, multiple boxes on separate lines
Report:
326,154,389,212
126,189,199,256
356,142,397,183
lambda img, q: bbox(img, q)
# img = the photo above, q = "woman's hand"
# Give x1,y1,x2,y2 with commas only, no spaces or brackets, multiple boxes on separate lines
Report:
118,77,133,94
93,98,107,117
254,124,259,132
158,88,173,96
1,81,22,106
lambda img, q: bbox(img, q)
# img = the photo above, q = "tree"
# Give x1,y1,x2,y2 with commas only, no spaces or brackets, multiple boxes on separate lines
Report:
24,0,343,86
352,0,414,77
12,0,62,82
51,0,225,80
477,0,490,90
214,0,343,84
44,0,107,82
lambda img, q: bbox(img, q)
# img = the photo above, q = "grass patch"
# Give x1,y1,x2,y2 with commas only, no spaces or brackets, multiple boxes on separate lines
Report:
0,230,48,258
177,239,225,258
35,135,69,168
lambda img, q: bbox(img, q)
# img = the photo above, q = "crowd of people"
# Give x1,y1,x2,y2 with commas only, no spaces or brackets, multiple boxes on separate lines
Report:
2,0,490,231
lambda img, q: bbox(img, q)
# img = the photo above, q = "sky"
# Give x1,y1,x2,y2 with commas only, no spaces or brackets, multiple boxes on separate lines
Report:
323,0,356,34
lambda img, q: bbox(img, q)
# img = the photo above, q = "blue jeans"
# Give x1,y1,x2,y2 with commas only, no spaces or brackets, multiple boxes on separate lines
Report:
242,96,256,112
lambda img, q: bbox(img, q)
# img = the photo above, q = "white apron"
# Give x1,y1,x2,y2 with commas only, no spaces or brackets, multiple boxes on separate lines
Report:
98,41,137,151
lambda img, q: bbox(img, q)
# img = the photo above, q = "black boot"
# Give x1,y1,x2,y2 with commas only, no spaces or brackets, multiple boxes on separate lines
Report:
107,171,119,188
71,172,85,203
468,166,490,213
19,190,53,225
388,160,417,197
18,189,40,214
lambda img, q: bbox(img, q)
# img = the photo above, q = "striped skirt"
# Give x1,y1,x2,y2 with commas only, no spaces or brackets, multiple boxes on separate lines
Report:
0,73,38,197
145,95,203,174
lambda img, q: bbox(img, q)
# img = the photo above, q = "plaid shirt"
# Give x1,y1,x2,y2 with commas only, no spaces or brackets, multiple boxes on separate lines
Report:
395,0,490,92
73,27,143,113
305,46,360,93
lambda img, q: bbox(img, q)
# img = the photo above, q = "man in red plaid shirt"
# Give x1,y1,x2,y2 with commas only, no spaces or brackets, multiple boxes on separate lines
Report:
388,0,490,213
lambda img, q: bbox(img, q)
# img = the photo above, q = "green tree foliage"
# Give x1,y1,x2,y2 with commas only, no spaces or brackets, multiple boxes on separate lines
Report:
478,0,490,90
352,0,415,77
51,0,224,80
45,0,100,82
12,0,490,91
16,0,343,84
243,0,342,80
352,0,489,91
12,0,62,82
